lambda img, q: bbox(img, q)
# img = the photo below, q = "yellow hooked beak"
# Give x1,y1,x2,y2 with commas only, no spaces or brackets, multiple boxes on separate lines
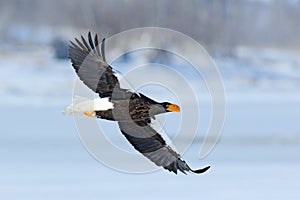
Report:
167,104,180,112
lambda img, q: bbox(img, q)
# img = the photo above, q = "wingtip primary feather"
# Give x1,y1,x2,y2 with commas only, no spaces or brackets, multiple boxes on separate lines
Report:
88,31,95,50
172,158,210,175
190,165,211,174
81,35,92,51
101,38,106,62
94,33,101,56
74,37,86,50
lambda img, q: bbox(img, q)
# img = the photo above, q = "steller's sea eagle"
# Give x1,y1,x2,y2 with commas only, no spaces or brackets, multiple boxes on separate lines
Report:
65,32,210,174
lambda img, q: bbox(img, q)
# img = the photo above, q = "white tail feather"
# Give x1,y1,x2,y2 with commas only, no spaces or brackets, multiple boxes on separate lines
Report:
63,98,113,116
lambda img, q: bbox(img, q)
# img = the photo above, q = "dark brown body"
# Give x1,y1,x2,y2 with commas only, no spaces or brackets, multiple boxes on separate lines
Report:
96,92,165,126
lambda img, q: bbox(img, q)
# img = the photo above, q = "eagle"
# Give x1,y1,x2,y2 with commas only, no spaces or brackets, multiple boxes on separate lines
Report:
65,32,210,174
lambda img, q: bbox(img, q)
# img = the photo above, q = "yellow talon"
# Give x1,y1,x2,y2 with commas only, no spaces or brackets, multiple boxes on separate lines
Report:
84,110,96,118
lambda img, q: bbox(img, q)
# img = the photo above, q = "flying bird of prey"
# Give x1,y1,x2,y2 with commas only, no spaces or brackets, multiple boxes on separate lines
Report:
65,32,210,174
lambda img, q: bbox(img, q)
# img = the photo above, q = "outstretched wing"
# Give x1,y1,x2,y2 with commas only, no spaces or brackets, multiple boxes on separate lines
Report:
69,32,120,98
118,121,210,174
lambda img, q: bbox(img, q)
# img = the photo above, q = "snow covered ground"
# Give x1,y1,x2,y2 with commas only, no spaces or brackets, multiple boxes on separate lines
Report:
1,106,299,200
0,44,300,199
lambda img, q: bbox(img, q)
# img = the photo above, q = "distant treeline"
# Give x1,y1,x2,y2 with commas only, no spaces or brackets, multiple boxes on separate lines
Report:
1,0,300,48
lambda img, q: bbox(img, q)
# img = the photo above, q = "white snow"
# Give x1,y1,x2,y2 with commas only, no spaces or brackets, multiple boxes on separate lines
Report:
1,106,299,200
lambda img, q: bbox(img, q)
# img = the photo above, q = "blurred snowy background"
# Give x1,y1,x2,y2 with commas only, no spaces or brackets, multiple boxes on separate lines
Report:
0,0,300,199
